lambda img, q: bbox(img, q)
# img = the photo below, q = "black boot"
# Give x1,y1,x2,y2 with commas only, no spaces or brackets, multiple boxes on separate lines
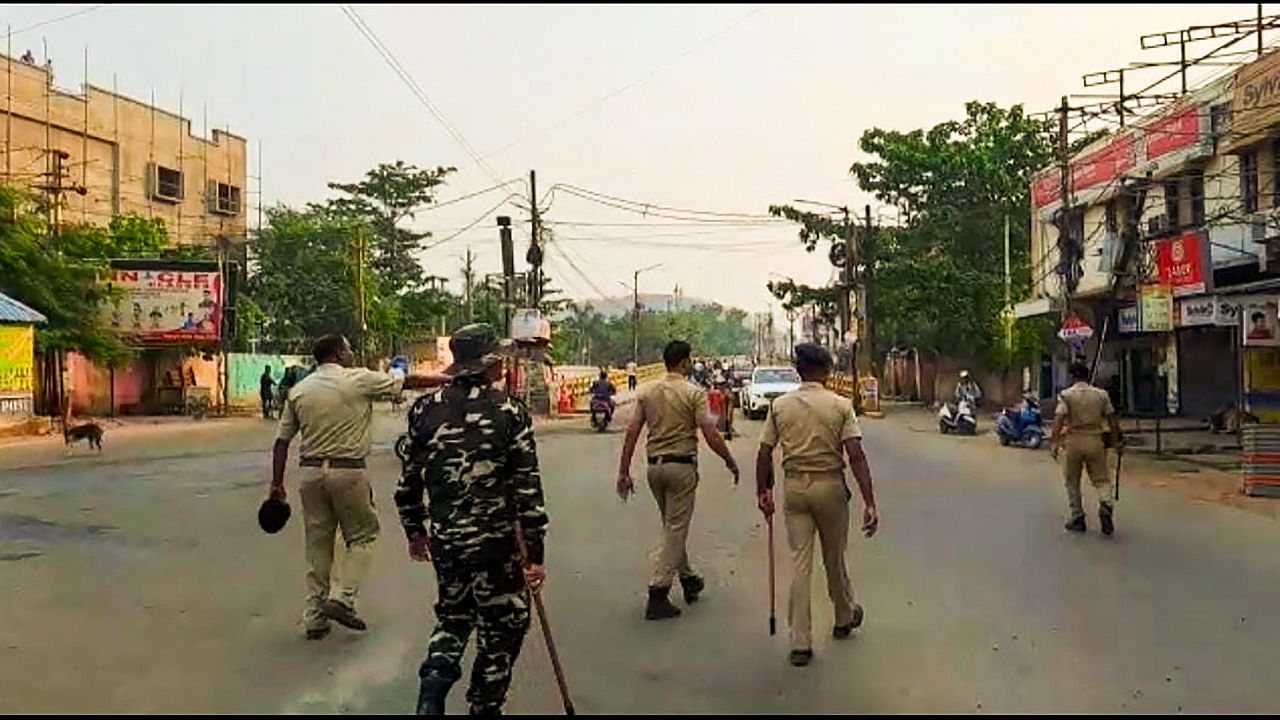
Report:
415,675,454,715
469,705,502,716
1064,515,1087,533
680,574,705,604
645,586,682,620
833,604,864,639
1099,504,1115,536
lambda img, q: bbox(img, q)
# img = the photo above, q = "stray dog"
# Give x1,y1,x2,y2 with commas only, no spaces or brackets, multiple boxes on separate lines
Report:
1209,405,1259,434
64,421,104,451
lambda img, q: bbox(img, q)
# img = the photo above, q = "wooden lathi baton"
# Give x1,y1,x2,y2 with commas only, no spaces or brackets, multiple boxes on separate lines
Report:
515,523,576,715
767,514,777,636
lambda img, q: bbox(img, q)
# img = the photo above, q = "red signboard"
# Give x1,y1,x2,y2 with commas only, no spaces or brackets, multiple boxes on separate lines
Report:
1143,105,1201,161
1032,135,1136,208
1156,231,1210,297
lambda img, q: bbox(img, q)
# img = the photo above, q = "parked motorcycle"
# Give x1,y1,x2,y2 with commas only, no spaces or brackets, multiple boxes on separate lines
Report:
938,399,977,435
590,397,613,433
994,396,1045,449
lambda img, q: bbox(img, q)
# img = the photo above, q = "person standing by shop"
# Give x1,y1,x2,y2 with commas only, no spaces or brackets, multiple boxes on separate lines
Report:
755,343,878,667
617,340,739,621
1051,362,1124,536
269,334,449,640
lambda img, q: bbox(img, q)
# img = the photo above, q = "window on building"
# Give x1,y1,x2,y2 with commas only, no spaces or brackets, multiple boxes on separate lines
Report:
150,164,183,202
1189,169,1205,226
1163,179,1180,230
209,181,241,216
1243,151,1260,214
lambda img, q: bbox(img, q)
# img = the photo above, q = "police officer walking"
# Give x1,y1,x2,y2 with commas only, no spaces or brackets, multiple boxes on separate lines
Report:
617,339,739,621
269,334,448,640
754,343,878,667
395,324,550,716
1051,361,1124,536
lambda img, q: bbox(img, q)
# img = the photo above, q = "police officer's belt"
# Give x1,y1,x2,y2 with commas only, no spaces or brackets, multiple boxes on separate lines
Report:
648,454,696,465
299,457,366,469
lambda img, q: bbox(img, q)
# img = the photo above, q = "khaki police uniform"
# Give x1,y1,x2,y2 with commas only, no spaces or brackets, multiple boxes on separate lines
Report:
636,372,710,588
761,381,861,651
1055,381,1116,519
277,363,401,631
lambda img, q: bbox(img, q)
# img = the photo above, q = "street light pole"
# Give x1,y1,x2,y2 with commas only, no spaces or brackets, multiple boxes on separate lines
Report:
629,263,662,366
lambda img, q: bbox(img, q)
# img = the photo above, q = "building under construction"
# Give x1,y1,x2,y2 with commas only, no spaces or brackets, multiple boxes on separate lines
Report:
0,51,247,248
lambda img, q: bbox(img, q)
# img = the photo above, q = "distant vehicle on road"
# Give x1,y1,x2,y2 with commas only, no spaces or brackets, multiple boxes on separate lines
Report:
741,366,802,420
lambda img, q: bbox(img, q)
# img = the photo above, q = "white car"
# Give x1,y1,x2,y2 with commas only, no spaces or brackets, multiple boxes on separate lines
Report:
741,366,802,420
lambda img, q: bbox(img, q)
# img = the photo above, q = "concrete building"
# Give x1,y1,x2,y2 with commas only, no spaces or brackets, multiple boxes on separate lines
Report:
1018,53,1280,423
0,52,247,248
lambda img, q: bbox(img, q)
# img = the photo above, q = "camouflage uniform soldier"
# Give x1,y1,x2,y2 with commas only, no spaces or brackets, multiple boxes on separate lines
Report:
395,324,549,716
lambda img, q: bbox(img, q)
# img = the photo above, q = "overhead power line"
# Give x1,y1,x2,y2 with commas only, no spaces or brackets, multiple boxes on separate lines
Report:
339,4,519,194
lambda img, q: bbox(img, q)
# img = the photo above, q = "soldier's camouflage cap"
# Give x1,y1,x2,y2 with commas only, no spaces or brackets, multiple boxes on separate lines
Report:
447,323,514,377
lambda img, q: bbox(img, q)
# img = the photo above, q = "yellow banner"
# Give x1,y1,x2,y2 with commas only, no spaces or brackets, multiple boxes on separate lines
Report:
0,324,35,394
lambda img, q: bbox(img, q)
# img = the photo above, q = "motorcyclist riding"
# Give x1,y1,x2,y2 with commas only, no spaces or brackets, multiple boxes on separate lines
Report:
955,370,983,408
590,369,617,423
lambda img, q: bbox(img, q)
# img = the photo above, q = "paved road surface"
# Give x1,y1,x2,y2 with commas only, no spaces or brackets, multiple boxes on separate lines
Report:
2,407,1279,713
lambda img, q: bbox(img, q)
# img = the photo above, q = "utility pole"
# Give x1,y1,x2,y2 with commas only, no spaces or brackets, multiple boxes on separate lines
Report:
462,246,475,324
356,228,367,365
1056,95,1072,325
528,169,542,309
629,263,662,366
498,216,514,337
36,149,86,236
842,206,856,380
633,271,640,365
1003,214,1012,360
860,204,875,377
787,308,796,355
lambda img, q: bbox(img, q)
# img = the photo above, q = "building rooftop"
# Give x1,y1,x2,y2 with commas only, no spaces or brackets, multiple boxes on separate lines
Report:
0,291,48,325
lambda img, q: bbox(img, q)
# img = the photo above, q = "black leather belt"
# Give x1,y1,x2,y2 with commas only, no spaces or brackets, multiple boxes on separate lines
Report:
300,457,366,469
648,455,696,465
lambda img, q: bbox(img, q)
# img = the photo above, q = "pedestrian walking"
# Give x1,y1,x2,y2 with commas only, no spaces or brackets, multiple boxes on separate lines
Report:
754,343,878,667
259,365,276,420
1051,362,1124,536
617,339,739,621
396,324,550,716
626,360,638,391
267,334,448,640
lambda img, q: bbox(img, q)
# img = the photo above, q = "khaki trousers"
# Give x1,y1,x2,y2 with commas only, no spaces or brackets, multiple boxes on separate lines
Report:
298,465,380,630
1063,434,1113,520
784,471,855,651
647,462,699,588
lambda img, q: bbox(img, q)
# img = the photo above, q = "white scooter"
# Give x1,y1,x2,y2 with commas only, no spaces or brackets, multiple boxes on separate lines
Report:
938,398,978,435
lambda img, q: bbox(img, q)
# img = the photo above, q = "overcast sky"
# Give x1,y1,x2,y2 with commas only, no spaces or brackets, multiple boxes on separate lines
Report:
4,3,1259,312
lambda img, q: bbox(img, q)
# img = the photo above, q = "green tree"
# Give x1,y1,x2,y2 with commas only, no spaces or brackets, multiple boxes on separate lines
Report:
245,206,363,353
770,101,1055,366
0,185,180,365
322,160,456,296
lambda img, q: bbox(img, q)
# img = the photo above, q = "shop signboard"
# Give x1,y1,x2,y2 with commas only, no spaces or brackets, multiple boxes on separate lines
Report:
1156,231,1211,297
1215,296,1242,327
1139,286,1174,332
1057,314,1094,342
101,261,223,345
1242,296,1280,347
1118,305,1139,334
1176,296,1217,327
